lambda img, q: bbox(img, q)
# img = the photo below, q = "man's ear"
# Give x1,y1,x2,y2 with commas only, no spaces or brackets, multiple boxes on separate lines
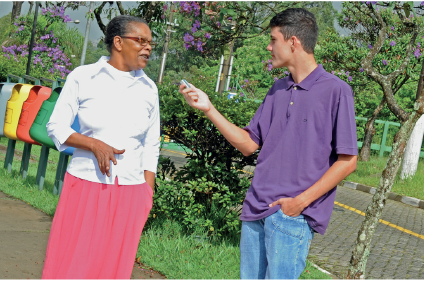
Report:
113,36,123,52
291,36,302,51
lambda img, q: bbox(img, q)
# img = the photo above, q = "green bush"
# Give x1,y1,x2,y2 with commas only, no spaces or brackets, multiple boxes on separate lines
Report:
232,33,275,95
0,54,56,83
154,79,263,238
158,79,260,187
150,177,248,239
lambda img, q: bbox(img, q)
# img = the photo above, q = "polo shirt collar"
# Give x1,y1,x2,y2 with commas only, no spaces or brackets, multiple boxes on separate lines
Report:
286,64,325,91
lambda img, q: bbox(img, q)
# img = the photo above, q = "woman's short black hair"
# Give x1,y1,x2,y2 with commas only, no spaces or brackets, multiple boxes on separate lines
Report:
270,8,318,54
105,15,148,53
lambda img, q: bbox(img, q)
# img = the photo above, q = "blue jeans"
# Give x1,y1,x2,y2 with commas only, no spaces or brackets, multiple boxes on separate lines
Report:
240,210,314,279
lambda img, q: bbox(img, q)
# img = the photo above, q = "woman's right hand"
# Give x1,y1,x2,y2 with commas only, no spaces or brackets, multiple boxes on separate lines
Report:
91,139,125,177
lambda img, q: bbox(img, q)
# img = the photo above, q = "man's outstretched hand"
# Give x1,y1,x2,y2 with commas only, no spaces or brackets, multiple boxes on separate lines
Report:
179,83,212,113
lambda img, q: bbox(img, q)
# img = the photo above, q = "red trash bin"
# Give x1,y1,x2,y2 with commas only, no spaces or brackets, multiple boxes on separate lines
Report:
16,85,52,145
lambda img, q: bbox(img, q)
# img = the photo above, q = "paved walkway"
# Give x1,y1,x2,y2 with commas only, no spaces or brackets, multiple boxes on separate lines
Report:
1,148,424,279
310,186,424,279
0,191,166,279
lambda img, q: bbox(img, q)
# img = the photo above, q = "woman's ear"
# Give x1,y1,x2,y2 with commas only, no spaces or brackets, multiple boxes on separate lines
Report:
113,36,123,52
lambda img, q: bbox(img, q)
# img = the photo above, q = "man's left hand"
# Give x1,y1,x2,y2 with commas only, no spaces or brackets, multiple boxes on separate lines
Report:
269,197,305,217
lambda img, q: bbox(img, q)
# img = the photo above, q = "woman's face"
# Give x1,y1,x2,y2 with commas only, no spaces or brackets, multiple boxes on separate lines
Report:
120,22,153,71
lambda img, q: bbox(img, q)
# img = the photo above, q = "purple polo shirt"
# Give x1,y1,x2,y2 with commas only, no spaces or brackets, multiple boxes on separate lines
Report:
241,64,357,235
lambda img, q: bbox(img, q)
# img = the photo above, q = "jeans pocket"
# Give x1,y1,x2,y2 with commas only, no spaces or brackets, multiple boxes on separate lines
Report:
271,209,306,239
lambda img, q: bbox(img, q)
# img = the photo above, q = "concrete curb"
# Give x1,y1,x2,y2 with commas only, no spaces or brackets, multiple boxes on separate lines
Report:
309,261,337,278
341,181,424,210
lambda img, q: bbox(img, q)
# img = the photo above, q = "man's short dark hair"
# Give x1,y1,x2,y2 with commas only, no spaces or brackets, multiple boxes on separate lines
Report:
105,15,148,53
270,8,318,54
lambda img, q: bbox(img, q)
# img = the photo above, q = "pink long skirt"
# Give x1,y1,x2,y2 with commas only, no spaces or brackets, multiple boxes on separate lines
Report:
42,172,153,279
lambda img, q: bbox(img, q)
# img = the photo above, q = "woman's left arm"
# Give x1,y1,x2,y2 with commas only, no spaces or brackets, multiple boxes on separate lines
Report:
142,93,161,189
144,170,155,192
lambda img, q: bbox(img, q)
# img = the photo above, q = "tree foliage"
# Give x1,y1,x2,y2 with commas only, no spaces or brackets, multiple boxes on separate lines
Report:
1,5,84,80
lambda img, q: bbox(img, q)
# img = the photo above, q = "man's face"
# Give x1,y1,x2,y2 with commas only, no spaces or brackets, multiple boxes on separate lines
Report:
267,27,293,69
120,22,152,71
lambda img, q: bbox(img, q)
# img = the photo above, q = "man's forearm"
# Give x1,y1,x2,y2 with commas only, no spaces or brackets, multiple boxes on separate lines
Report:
204,103,259,156
297,155,357,209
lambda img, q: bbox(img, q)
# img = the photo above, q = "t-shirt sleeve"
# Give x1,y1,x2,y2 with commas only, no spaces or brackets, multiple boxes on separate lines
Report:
332,85,358,156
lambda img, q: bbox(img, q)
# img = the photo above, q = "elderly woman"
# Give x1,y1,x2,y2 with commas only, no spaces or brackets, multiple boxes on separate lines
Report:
42,15,160,279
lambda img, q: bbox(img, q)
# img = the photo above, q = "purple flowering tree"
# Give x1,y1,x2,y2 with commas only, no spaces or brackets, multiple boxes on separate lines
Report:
92,1,166,36
315,2,424,279
172,2,337,94
317,2,424,163
1,4,82,79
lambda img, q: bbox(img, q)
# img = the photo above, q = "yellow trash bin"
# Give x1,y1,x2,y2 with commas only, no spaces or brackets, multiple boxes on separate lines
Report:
3,84,34,140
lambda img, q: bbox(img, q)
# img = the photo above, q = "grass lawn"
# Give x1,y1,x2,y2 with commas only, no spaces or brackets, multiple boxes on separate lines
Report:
345,155,424,200
0,140,330,279
0,137,61,164
137,219,329,279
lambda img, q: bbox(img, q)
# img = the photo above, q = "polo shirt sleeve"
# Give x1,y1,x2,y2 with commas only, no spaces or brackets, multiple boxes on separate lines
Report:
46,72,79,152
141,92,160,174
243,98,268,146
332,85,358,156
243,83,277,146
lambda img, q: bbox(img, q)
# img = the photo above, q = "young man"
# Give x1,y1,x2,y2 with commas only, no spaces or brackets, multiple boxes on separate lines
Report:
180,8,357,279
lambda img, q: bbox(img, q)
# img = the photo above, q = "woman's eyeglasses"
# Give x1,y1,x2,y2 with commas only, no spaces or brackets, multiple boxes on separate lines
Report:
120,36,157,49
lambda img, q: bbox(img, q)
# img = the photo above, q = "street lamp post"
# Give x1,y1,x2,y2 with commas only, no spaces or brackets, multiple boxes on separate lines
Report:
26,1,39,76
157,3,178,84
80,1,94,66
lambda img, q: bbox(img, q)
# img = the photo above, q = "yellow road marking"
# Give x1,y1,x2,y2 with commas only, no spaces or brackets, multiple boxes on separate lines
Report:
162,148,424,240
334,201,424,240
161,148,188,157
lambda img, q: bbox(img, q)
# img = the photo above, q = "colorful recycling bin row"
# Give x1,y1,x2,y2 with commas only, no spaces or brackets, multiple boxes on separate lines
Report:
0,82,79,156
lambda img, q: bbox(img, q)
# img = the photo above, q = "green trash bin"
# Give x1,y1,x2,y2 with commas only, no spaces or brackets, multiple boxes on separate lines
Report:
29,86,79,155
29,87,61,149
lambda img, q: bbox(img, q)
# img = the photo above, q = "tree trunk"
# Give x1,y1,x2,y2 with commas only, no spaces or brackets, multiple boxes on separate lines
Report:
11,1,23,22
346,111,421,279
27,1,34,15
359,98,386,162
400,114,424,179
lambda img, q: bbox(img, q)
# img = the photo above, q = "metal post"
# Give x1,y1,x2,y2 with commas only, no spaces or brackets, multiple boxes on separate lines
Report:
4,139,16,173
157,3,177,84
215,55,224,92
26,2,39,76
225,56,234,91
80,1,94,66
36,145,49,190
53,152,69,196
20,143,32,179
